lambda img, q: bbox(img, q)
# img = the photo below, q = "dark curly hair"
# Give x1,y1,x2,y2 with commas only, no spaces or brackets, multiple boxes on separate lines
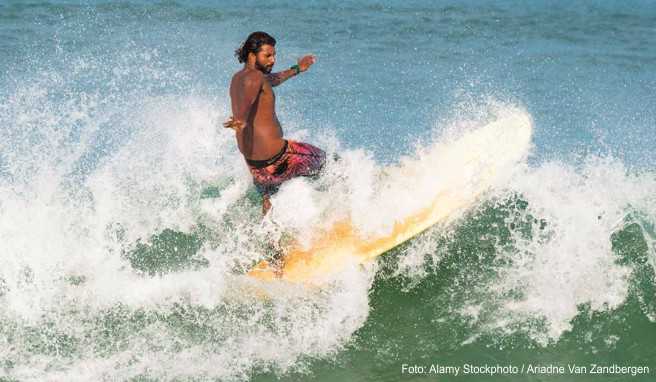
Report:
235,32,276,64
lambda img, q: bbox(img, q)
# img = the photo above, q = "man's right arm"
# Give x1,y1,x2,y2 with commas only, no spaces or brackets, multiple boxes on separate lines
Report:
224,72,263,131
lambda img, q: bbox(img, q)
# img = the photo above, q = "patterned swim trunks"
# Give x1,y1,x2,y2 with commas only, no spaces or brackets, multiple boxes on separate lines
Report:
245,140,326,197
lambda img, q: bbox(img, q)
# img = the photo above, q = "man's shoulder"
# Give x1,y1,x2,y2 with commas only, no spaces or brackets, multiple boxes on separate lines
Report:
235,69,264,85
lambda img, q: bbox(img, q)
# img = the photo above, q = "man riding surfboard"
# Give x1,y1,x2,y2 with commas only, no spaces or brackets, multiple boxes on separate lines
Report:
224,31,326,215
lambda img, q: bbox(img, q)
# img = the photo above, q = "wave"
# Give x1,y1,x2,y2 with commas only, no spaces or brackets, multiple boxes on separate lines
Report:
2,87,654,380
1,13,655,379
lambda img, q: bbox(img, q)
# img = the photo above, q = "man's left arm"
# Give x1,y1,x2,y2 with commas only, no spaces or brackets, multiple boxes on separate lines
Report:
267,55,316,87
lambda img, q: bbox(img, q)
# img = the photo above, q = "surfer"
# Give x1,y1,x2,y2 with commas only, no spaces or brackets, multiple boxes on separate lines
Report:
224,31,326,215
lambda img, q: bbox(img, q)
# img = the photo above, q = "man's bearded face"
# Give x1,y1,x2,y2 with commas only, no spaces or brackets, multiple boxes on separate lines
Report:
255,44,276,74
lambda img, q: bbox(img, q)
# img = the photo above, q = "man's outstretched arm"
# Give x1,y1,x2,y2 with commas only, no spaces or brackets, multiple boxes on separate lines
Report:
267,67,298,87
267,55,316,87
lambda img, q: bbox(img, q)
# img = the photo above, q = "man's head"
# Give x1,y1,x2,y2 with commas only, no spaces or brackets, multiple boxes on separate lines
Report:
235,31,276,73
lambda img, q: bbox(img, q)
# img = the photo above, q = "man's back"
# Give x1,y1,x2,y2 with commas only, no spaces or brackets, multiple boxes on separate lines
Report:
229,69,285,161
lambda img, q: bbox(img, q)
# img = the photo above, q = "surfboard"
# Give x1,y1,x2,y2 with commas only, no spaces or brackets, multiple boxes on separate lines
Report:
248,110,533,284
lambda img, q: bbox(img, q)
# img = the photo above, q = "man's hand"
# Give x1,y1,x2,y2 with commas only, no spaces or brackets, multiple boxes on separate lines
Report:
297,55,316,72
223,116,245,132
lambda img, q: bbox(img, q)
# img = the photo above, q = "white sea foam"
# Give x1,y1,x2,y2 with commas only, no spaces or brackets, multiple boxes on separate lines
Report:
395,153,656,345
488,157,656,343
0,52,374,380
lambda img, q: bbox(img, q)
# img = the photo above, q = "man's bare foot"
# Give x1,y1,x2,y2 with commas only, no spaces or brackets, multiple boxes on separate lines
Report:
264,238,284,277
272,259,284,277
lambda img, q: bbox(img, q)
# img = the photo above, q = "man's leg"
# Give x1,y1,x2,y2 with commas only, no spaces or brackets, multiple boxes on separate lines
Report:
262,194,272,215
284,141,326,178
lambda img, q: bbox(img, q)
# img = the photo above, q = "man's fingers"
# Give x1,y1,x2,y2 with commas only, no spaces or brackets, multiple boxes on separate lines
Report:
222,117,245,131
297,55,316,72
224,121,245,131
301,55,316,64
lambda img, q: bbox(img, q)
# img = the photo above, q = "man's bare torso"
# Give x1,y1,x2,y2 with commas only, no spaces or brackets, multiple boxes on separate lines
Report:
229,69,285,160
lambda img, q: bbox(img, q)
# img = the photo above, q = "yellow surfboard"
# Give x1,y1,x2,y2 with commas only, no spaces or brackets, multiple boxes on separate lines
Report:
248,110,533,284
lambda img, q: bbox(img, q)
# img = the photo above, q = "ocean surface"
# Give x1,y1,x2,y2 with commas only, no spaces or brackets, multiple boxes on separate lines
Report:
1,1,655,381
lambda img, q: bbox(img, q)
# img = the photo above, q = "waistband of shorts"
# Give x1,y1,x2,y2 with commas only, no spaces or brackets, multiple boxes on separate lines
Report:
245,140,288,169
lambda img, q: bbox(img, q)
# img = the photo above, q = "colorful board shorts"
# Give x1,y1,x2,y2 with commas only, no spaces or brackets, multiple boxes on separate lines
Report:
246,140,326,197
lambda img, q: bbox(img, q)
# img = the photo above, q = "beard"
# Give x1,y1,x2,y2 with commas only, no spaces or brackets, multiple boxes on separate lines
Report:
255,61,273,73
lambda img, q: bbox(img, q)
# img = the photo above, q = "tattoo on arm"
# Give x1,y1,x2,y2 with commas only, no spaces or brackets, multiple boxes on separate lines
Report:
267,68,296,87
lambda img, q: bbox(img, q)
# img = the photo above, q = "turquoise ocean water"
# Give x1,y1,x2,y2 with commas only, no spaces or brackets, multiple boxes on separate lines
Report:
1,1,655,381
